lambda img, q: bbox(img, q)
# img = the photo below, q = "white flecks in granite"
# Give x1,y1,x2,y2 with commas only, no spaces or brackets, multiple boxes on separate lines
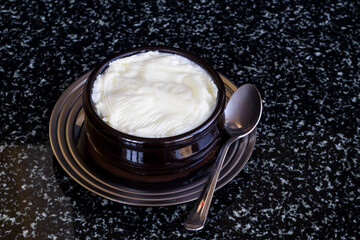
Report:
1,0,360,239
0,144,75,239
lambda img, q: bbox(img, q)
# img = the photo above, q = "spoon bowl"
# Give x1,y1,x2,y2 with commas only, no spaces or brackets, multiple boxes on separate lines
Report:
225,84,262,137
184,83,262,231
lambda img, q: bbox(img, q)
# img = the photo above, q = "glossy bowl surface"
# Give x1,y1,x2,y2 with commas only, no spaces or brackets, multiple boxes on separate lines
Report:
83,46,226,182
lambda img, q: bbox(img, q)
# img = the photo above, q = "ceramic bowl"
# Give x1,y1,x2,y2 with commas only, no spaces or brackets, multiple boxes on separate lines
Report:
83,46,226,183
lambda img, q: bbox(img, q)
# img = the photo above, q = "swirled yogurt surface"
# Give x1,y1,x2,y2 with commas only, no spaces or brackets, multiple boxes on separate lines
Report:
91,51,218,138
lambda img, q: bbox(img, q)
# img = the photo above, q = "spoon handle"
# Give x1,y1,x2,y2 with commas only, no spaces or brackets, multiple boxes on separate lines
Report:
184,138,236,231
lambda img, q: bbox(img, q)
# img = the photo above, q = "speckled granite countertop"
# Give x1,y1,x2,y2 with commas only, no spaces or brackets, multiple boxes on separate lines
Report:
1,0,359,239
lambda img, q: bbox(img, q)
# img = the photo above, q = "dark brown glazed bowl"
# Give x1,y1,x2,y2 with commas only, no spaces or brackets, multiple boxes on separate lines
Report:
83,46,226,183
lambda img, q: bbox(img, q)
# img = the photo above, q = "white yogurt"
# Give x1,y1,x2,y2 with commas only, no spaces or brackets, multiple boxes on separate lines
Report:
91,51,218,138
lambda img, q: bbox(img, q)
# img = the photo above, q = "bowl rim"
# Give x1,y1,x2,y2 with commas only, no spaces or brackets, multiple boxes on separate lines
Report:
83,46,226,145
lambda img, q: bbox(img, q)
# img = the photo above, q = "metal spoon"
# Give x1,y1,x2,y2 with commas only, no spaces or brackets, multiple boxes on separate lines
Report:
184,83,262,231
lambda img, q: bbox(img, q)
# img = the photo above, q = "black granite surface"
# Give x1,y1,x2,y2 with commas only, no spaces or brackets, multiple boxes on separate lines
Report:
1,0,359,239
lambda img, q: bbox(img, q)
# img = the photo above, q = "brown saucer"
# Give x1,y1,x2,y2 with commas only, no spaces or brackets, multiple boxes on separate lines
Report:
49,71,257,206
